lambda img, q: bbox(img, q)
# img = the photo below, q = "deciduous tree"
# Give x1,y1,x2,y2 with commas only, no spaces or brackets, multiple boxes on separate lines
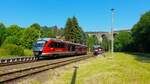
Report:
0,23,6,46
114,31,132,51
132,11,150,52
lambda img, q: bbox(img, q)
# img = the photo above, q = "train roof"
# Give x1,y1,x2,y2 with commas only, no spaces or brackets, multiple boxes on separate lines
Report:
37,38,87,47
93,45,102,48
37,38,56,41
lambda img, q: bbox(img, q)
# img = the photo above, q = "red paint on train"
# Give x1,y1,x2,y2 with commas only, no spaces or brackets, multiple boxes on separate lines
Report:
32,38,87,58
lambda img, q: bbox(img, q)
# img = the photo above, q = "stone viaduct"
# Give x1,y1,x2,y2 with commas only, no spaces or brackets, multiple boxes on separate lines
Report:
86,29,130,43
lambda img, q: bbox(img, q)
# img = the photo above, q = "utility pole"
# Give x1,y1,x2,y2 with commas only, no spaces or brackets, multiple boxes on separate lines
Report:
111,8,115,57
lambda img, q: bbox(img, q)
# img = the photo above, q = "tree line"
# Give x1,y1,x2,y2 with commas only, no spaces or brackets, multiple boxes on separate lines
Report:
0,16,94,56
113,11,150,52
0,23,65,56
0,16,94,50
0,23,64,49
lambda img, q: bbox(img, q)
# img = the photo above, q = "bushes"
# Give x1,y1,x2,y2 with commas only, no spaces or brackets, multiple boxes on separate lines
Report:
0,44,33,58
1,44,24,56
0,48,9,57
24,49,33,56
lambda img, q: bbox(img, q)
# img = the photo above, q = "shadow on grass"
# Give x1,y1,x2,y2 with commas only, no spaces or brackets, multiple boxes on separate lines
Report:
125,52,150,63
70,66,78,84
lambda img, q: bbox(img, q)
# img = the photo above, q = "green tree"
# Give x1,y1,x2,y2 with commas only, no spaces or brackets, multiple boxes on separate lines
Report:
72,16,81,43
3,36,19,45
92,35,99,45
86,35,99,51
132,11,150,52
15,29,25,45
114,32,132,51
87,35,95,51
41,26,56,38
79,27,87,44
5,25,25,46
101,35,110,51
59,27,64,36
64,16,86,44
21,24,40,49
6,24,22,36
0,23,6,46
30,23,41,30
64,17,73,41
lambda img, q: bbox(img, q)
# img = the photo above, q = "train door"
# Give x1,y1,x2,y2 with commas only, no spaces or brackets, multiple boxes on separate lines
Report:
68,44,75,52
72,45,75,51
68,44,75,51
75,45,80,55
52,42,65,52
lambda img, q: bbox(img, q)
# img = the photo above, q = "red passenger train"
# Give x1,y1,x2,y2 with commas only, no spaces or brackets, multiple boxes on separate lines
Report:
32,38,87,59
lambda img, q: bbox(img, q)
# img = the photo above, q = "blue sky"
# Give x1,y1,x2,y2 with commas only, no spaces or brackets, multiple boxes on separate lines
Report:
0,0,150,31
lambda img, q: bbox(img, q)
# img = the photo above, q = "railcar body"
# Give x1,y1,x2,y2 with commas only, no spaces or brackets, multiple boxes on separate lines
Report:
93,45,103,56
32,38,87,58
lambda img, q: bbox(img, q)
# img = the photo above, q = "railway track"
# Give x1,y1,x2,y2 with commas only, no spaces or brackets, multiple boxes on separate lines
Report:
0,57,38,66
0,55,93,83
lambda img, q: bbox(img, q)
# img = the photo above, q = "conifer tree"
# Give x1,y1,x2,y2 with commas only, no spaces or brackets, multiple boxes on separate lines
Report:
64,16,86,44
64,17,73,41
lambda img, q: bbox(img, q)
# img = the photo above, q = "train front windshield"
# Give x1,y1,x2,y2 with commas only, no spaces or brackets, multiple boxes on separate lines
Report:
34,41,46,47
33,40,47,51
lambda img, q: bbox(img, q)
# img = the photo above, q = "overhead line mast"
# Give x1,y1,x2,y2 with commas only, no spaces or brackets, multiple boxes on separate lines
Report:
111,8,115,57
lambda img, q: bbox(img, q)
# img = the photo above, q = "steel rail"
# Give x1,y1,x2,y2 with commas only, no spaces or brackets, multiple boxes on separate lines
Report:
0,55,92,83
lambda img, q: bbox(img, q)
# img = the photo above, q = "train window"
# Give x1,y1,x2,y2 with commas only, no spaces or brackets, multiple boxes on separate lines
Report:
55,43,64,48
49,42,65,48
49,43,57,48
34,40,47,47
60,43,65,48
70,45,75,51
67,44,71,51
56,43,60,48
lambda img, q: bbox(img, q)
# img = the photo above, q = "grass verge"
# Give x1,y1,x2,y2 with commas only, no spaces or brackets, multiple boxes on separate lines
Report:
51,52,150,84
0,48,33,58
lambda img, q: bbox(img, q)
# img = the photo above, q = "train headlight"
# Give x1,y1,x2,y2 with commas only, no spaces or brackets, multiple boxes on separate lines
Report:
34,52,39,55
95,50,98,51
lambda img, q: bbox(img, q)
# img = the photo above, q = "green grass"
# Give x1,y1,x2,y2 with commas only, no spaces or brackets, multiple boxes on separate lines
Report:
0,48,33,58
57,52,150,84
